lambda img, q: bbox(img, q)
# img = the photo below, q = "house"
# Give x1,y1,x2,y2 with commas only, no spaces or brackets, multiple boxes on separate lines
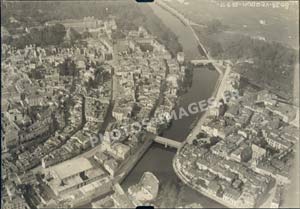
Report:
223,187,241,206
224,104,239,119
103,159,118,177
256,90,277,106
94,151,109,164
265,135,292,150
251,144,266,166
207,180,221,195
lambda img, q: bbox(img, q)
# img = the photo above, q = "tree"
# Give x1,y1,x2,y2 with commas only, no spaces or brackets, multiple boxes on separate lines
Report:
11,23,66,48
59,58,77,76
65,27,82,43
196,132,206,139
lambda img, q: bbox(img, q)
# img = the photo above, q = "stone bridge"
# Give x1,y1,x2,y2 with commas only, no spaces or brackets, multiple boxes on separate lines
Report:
153,136,182,149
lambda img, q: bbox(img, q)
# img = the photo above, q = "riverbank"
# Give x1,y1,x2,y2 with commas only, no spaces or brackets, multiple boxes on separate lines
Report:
115,135,154,184
121,2,222,208
79,135,154,208
186,62,230,143
172,62,231,209
173,157,230,208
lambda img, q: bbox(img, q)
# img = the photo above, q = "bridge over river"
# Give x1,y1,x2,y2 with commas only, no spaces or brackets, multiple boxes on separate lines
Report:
191,59,230,65
153,136,182,149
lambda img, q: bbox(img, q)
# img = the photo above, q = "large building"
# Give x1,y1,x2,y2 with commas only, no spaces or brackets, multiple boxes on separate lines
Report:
44,157,105,196
251,144,266,166
128,172,159,203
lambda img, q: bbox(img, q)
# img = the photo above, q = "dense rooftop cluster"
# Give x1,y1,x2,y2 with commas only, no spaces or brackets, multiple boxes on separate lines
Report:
174,73,298,208
2,16,185,209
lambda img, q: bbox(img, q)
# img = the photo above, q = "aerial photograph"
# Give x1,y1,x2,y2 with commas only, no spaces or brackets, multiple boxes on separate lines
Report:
1,0,299,208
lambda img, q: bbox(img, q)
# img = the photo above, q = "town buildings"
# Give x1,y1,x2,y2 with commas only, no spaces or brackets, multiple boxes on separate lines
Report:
2,16,184,208
174,73,298,208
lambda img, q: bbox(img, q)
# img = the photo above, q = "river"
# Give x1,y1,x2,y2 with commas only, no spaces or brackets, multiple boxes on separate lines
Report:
121,3,224,208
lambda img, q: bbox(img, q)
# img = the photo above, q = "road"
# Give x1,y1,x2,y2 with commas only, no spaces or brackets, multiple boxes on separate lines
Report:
154,0,204,28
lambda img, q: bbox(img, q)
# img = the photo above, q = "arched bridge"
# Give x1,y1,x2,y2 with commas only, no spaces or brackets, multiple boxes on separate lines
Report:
153,136,182,149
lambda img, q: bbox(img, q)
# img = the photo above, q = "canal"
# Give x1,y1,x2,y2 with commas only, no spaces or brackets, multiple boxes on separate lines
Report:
122,2,224,208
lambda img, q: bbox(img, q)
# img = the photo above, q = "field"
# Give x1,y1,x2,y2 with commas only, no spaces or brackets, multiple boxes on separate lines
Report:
166,0,299,48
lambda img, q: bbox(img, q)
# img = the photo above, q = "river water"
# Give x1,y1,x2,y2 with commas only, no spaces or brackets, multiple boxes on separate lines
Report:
122,3,223,208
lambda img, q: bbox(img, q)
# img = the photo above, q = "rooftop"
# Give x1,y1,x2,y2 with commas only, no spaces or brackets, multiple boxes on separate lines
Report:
49,157,93,180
